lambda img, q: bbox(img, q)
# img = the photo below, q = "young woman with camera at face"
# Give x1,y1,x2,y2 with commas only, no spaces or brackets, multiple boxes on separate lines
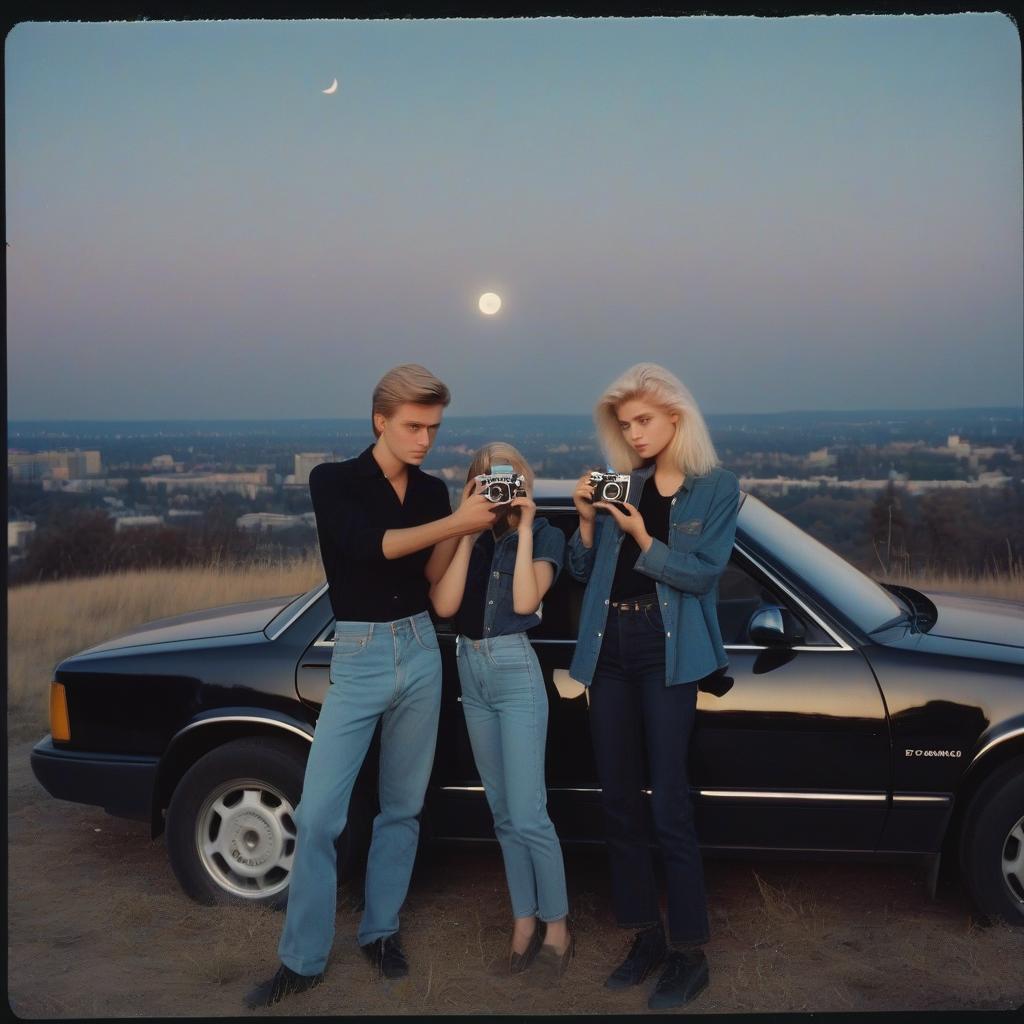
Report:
567,363,739,1011
430,442,574,981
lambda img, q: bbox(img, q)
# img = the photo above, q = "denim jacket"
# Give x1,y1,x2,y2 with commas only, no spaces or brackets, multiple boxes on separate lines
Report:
458,516,566,638
567,464,740,686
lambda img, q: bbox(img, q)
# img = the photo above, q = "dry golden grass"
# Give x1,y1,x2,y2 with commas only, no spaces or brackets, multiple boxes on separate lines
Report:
6,553,324,736
878,565,1024,603
7,557,1021,741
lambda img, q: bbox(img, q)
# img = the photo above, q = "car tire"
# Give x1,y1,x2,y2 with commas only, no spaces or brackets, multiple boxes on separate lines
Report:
166,736,308,908
961,756,1024,925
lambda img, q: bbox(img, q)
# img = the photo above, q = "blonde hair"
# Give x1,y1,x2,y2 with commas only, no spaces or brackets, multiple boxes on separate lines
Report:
371,364,451,438
594,362,720,476
465,442,535,529
466,442,535,490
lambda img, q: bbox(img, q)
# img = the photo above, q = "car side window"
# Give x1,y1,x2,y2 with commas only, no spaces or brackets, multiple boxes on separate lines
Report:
717,557,833,646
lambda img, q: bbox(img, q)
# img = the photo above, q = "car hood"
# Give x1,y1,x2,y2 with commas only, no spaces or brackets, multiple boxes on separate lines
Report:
924,591,1024,649
75,595,294,655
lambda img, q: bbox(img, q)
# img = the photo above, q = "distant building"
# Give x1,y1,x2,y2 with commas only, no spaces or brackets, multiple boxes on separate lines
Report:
113,515,165,531
140,471,270,500
167,509,204,522
8,520,36,551
977,471,1013,486
806,447,836,467
739,474,1012,497
151,454,175,470
236,513,313,533
293,453,332,486
947,434,971,458
8,449,103,481
42,477,129,493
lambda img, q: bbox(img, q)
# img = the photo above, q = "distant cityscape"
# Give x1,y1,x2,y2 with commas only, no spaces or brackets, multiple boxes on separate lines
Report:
7,408,1023,577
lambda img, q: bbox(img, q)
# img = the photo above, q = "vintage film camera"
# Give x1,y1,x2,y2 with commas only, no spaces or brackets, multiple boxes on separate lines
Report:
588,470,631,507
474,464,527,505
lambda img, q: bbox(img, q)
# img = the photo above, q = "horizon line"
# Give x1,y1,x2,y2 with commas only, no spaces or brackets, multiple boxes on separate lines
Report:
6,405,1023,427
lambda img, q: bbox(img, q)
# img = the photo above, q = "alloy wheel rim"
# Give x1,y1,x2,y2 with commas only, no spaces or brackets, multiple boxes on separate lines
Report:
196,778,296,899
1001,813,1024,904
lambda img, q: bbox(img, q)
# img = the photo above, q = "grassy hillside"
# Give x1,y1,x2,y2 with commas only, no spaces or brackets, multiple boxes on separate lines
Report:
7,553,324,738
7,557,1021,740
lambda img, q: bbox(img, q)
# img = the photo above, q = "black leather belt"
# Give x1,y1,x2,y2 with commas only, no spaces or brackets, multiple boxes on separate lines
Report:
609,593,660,612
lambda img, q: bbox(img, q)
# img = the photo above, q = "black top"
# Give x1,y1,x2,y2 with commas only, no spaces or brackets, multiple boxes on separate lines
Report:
609,477,673,601
309,445,452,623
454,530,496,640
452,517,567,641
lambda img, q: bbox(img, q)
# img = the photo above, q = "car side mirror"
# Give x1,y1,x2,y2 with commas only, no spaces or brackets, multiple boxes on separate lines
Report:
748,606,806,647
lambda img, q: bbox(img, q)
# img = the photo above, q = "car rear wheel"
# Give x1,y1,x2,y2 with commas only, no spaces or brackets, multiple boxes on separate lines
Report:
961,756,1024,925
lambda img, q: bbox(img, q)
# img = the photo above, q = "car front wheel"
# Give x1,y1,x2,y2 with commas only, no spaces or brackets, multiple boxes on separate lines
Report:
961,756,1024,925
166,736,306,908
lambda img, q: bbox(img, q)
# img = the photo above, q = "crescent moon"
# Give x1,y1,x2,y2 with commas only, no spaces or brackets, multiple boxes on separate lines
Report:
322,79,338,95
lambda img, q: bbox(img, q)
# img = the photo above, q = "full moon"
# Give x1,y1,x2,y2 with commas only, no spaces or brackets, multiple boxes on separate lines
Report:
478,292,502,315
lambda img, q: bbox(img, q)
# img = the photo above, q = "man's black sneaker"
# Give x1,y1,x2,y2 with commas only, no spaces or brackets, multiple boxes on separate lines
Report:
647,948,709,1010
361,933,410,979
244,963,324,1008
604,923,667,990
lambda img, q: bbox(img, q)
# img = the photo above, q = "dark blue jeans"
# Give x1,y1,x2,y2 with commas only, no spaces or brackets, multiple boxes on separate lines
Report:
588,601,710,947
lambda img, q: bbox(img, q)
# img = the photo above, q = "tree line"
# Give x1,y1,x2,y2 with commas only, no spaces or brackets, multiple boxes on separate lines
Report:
9,482,1022,585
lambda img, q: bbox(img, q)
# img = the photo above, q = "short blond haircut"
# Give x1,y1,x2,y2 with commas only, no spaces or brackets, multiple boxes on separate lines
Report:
594,362,720,476
371,364,451,438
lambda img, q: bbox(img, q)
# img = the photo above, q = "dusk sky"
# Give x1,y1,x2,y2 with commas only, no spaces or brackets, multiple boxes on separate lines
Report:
6,16,1022,420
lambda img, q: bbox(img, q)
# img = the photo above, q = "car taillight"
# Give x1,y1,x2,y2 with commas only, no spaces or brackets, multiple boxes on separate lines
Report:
49,683,71,741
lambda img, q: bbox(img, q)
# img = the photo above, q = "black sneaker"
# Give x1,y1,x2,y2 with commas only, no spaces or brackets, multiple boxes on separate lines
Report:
604,923,667,990
361,933,410,979
244,963,324,1008
647,948,709,1010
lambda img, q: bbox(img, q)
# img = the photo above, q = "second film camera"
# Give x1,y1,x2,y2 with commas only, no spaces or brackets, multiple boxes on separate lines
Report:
474,464,527,505
588,471,631,506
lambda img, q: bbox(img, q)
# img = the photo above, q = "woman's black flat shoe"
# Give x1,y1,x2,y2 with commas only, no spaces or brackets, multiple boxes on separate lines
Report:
509,921,545,974
527,927,575,983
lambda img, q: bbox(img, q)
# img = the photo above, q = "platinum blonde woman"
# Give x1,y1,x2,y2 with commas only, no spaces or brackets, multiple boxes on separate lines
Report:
567,364,739,1010
431,442,573,980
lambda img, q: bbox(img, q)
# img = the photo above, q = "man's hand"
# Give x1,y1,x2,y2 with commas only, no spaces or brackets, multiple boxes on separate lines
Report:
593,500,652,550
451,486,498,536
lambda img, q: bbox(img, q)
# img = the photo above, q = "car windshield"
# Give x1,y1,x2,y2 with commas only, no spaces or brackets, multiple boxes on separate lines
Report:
263,582,327,638
737,493,904,634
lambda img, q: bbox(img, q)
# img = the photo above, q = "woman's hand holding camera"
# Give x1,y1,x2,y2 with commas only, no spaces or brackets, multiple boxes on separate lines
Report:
572,473,597,524
510,494,536,534
594,499,652,551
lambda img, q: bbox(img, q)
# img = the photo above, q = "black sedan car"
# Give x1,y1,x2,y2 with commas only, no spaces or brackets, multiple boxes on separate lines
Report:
31,488,1024,924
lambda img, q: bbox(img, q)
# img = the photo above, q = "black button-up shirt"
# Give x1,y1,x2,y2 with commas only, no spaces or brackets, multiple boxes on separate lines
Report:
309,445,452,623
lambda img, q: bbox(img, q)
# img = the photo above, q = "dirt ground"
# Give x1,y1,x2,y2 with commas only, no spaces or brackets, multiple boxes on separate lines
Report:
7,736,1024,1018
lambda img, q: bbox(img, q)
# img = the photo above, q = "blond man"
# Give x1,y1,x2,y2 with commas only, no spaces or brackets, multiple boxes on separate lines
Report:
248,365,496,1007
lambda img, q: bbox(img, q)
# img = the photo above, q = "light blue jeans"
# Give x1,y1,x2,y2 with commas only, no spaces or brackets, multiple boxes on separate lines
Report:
278,612,442,975
457,632,568,923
